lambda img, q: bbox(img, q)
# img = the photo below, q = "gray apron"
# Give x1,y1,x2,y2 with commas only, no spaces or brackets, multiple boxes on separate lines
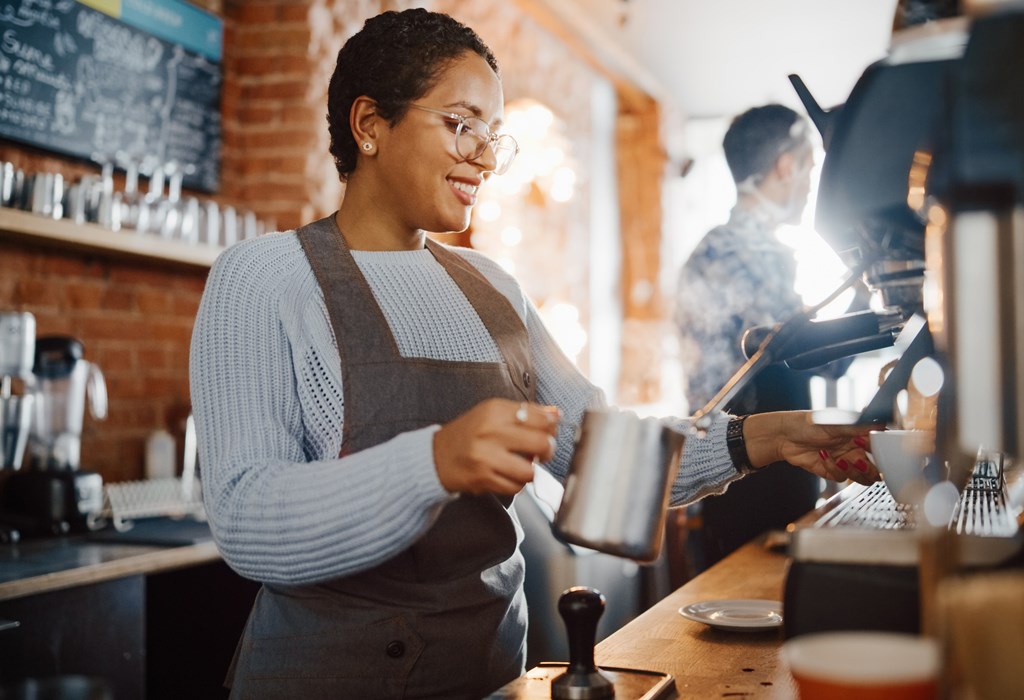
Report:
226,215,536,699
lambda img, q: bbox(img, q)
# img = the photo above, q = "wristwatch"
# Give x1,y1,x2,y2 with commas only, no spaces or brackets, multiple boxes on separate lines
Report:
726,414,757,474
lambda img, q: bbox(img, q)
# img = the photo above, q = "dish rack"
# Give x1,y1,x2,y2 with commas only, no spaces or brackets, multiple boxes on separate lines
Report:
89,413,204,531
92,476,205,532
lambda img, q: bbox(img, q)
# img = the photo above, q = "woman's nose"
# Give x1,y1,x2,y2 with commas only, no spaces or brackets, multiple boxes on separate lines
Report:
474,139,499,173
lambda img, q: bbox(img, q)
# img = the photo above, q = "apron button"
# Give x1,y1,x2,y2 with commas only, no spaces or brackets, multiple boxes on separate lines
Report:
522,371,531,388
386,640,405,658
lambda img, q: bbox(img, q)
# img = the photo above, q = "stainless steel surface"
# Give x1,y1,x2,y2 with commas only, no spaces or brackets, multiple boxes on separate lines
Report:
0,312,35,381
553,409,684,562
864,259,926,312
1,394,33,470
789,456,1023,567
0,162,25,208
928,205,1024,487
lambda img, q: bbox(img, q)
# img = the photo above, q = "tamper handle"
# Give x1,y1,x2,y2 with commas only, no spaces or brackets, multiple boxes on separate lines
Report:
552,587,614,699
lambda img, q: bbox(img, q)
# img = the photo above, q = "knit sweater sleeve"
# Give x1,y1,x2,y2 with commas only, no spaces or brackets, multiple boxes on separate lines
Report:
189,236,452,585
457,250,743,506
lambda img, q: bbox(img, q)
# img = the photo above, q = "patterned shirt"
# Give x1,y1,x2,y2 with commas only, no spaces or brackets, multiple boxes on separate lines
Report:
675,205,805,412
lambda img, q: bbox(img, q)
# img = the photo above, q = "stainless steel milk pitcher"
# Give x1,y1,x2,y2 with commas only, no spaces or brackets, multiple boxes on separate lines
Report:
553,409,685,562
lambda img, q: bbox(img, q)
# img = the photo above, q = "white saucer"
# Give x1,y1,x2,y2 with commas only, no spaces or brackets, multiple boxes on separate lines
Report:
678,599,783,632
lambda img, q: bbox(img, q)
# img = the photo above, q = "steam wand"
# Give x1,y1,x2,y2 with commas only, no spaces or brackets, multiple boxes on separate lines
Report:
690,261,868,437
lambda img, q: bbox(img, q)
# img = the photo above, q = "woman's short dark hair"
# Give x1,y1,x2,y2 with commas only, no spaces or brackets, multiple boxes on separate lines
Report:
327,9,500,181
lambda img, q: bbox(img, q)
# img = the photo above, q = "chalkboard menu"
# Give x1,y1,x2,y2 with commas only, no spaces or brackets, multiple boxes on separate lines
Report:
0,0,223,192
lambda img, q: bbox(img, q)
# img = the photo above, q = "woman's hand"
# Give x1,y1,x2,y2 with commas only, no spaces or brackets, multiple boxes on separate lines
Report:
433,398,561,496
743,411,881,485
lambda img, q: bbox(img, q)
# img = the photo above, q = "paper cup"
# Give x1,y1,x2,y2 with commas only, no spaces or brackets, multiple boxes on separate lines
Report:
782,631,939,700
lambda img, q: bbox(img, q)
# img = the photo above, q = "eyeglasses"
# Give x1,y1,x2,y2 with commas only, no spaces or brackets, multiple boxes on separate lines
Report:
407,104,519,176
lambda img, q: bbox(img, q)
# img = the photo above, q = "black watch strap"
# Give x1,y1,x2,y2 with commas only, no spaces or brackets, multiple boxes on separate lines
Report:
726,414,755,474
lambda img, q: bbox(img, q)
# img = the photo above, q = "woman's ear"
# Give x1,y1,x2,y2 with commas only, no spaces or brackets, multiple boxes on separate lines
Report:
350,95,380,152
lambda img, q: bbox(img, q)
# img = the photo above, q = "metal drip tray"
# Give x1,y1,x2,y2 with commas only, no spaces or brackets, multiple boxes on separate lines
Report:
790,459,1023,566
815,482,916,530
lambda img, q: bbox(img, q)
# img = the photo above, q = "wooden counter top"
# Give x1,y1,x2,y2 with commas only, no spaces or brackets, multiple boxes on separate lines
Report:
0,533,221,602
596,538,796,698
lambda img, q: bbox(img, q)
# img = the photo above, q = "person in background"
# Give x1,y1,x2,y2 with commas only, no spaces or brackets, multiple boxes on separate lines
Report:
190,12,879,699
675,104,865,572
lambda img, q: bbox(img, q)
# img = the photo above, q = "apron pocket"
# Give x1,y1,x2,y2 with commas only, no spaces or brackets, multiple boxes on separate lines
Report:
239,608,424,697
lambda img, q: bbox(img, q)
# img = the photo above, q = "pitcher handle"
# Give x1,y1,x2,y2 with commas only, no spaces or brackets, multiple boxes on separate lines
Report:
86,362,108,420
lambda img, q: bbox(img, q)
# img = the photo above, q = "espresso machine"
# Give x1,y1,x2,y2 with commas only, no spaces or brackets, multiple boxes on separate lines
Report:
773,3,1024,637
0,335,107,537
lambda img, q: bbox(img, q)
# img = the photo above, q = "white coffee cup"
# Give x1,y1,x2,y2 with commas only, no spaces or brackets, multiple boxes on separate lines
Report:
869,429,934,505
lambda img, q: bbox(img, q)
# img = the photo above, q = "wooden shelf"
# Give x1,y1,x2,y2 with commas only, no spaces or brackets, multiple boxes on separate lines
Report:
0,208,222,268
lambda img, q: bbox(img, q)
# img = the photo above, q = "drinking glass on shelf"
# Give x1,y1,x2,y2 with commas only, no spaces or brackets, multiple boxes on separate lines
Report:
241,209,258,240
141,160,169,237
115,152,149,232
1,162,25,209
158,161,183,239
198,200,221,246
161,163,200,242
29,172,63,219
62,177,90,225
94,159,121,231
221,205,238,247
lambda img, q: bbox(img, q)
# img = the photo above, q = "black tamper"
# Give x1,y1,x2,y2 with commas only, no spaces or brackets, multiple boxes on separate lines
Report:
551,586,615,699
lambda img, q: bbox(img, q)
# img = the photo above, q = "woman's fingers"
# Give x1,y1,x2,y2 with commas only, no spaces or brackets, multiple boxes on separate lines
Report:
507,401,560,435
770,412,881,485
808,444,880,484
433,399,561,496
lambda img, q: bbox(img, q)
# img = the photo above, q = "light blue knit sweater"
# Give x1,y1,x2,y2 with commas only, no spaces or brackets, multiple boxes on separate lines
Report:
188,231,740,586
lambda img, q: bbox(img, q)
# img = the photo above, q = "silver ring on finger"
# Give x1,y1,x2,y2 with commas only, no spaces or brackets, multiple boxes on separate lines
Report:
515,402,529,424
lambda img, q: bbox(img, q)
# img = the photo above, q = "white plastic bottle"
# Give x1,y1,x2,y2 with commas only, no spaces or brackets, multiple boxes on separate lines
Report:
145,427,177,480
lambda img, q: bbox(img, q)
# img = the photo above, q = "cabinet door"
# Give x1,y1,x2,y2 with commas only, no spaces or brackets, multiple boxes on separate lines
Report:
146,561,260,699
0,576,145,699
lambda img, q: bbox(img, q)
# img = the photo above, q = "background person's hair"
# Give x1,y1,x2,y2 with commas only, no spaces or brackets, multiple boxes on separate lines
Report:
723,104,809,186
327,9,500,181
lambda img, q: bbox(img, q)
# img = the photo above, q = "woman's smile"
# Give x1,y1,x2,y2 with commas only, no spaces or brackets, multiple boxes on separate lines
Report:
448,177,480,206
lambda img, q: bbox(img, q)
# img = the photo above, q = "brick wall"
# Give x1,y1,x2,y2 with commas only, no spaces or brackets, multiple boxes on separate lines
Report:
0,239,206,480
0,0,668,482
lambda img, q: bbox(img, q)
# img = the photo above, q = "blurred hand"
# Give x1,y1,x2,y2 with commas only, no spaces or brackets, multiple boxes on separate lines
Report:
744,411,881,485
433,398,561,496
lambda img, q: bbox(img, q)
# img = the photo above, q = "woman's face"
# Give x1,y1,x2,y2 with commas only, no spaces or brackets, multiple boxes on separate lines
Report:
375,52,504,235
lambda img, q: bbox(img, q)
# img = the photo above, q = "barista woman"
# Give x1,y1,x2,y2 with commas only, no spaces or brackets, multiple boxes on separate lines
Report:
189,9,880,699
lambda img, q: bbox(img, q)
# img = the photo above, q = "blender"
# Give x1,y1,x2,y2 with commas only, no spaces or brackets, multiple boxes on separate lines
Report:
27,336,108,471
1,336,107,535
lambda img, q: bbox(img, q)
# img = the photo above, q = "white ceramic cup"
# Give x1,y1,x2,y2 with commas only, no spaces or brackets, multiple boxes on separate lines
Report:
782,631,939,699
869,429,934,505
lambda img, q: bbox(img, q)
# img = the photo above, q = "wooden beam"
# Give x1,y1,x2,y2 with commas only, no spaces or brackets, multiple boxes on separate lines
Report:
511,0,681,111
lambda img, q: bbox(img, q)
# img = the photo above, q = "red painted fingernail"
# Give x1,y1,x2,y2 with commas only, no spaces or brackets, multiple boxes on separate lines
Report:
854,459,869,473
836,459,849,471
854,436,868,448
818,449,829,461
